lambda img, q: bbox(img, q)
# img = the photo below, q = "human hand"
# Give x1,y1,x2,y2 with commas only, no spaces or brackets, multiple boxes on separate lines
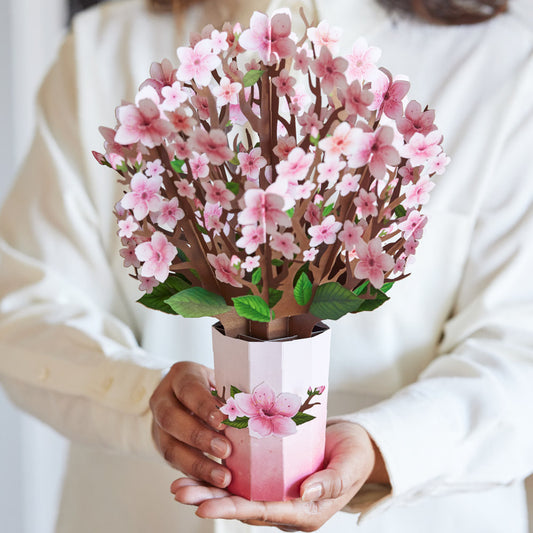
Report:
170,421,390,532
149,361,232,489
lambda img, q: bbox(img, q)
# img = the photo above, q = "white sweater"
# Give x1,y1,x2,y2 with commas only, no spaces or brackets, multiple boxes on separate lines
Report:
1,0,533,531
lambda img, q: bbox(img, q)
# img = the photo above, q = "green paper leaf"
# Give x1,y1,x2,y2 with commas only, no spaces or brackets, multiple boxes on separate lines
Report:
232,295,271,322
309,282,364,320
268,288,283,308
223,416,249,429
394,205,407,218
381,282,394,293
294,272,313,306
171,158,186,174
230,385,242,398
226,181,239,195
242,69,265,87
195,222,208,235
251,267,262,285
176,248,189,262
292,412,315,426
271,258,284,267
165,287,230,318
357,286,390,312
286,207,295,218
309,134,320,147
229,153,240,165
322,203,334,217
137,275,191,314
353,280,369,296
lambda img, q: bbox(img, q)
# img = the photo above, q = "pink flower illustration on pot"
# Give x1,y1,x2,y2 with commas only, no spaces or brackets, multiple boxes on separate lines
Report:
234,383,301,438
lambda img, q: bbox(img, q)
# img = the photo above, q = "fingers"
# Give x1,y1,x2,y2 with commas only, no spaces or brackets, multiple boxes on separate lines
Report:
155,429,231,488
195,496,328,532
171,477,229,505
169,362,226,430
151,392,231,460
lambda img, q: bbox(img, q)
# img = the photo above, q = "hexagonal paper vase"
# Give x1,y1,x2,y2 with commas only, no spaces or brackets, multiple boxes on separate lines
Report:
212,322,331,501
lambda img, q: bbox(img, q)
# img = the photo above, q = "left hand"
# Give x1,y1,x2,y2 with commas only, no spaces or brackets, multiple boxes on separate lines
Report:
170,421,390,532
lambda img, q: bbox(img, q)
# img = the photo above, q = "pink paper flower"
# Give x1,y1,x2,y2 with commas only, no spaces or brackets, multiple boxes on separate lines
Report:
234,383,301,438
210,29,229,53
397,100,437,141
238,148,267,181
270,232,300,259
213,77,242,106
426,152,450,175
311,46,348,95
176,39,221,87
239,11,296,65
220,397,243,422
382,79,410,120
400,131,443,167
298,112,322,137
308,214,343,247
189,152,210,179
307,21,342,54
354,189,378,218
343,81,374,119
238,189,290,233
294,48,312,74
121,173,163,220
354,237,394,288
118,215,140,238
145,159,165,177
272,69,296,98
345,37,381,83
160,81,188,112
338,220,363,251
317,156,346,187
304,203,321,226
348,126,400,179
115,100,172,148
119,243,141,268
398,210,427,239
236,224,266,254
404,177,435,208
303,248,319,261
174,178,195,199
135,232,178,283
336,173,359,196
189,128,234,165
276,147,314,182
319,122,359,157
207,252,243,287
204,202,225,234
138,276,159,294
273,136,297,160
202,180,235,209
241,255,261,272
156,197,185,230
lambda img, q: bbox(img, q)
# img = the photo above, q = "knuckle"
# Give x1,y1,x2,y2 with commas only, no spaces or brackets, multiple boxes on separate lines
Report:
188,425,207,449
329,476,344,499
190,456,209,480
162,445,176,465
156,405,175,431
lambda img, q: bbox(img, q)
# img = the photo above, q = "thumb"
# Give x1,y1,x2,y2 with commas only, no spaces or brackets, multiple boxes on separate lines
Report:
300,424,375,501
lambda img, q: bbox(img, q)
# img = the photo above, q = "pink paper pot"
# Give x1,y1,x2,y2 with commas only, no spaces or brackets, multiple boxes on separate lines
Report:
212,322,331,501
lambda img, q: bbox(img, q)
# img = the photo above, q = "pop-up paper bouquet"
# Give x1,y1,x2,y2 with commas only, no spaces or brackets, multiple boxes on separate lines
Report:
94,9,448,501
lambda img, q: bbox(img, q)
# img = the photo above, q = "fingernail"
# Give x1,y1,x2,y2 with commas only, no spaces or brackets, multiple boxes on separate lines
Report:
208,410,223,428
211,437,229,458
211,467,229,487
302,483,323,501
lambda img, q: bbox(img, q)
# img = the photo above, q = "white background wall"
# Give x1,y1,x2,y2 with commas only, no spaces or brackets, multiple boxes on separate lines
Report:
1,1,69,532
1,1,532,532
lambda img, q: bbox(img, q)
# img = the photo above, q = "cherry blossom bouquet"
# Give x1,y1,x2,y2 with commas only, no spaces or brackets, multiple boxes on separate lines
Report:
94,9,448,341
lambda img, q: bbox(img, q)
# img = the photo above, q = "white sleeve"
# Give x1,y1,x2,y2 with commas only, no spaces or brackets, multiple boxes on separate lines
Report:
335,54,533,515
0,32,165,458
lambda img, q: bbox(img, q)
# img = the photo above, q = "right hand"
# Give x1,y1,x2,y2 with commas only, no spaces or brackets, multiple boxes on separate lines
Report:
149,361,232,488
